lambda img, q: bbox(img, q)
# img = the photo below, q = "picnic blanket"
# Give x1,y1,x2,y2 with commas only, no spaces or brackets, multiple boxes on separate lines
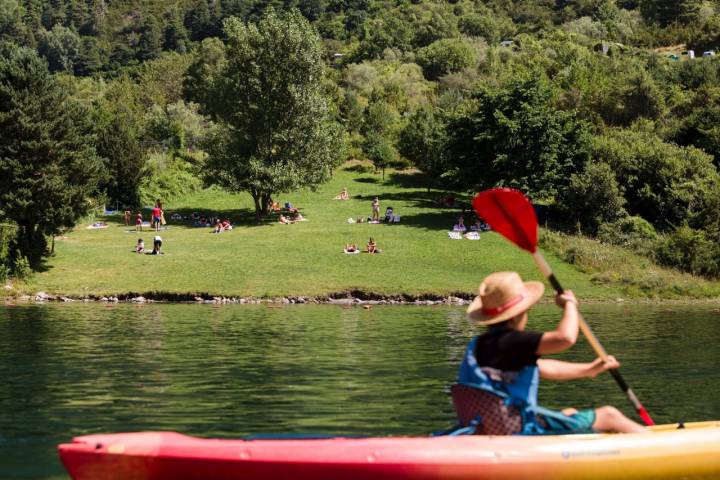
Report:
87,223,109,229
448,231,462,240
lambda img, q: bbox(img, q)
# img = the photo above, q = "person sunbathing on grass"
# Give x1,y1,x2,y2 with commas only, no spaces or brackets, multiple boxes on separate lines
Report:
344,243,358,253
334,187,349,200
459,272,645,434
366,237,381,253
278,215,294,224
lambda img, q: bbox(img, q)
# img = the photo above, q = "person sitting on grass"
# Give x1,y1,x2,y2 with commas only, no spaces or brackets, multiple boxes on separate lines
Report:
344,243,358,253
453,216,467,232
213,218,224,234
278,214,293,224
334,187,349,200
136,213,143,232
366,237,378,253
459,271,645,434
135,238,144,254
222,219,232,231
292,210,305,222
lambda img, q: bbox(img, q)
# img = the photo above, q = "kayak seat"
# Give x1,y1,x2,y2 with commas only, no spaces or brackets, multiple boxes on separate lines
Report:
451,383,522,435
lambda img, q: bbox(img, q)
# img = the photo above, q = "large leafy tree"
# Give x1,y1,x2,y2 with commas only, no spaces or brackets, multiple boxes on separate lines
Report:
197,9,342,217
94,103,145,208
0,42,103,267
398,108,449,189
445,72,590,199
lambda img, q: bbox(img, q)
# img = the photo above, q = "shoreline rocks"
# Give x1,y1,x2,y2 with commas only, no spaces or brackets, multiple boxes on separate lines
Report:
5,290,476,306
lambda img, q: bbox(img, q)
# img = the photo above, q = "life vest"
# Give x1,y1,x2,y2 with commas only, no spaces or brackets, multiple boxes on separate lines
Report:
456,336,585,435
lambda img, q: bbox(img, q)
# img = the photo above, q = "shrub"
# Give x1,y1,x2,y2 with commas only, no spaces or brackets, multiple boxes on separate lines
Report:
597,216,659,255
656,225,720,278
13,255,31,281
139,153,203,205
416,38,477,80
557,161,626,235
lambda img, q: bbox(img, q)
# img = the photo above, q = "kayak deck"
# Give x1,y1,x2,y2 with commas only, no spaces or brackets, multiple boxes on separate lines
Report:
58,421,720,480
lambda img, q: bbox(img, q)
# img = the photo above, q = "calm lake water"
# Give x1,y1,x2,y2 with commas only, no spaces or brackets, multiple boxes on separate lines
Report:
1,303,719,479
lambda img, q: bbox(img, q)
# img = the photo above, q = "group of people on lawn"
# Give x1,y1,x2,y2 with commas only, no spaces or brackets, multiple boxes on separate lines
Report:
135,235,163,255
344,237,380,254
126,200,165,232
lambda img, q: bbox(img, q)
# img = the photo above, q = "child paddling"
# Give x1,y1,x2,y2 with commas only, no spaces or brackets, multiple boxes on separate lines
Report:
458,271,645,434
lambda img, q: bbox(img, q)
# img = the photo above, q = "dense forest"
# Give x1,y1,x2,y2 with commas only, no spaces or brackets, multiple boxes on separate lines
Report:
3,0,720,278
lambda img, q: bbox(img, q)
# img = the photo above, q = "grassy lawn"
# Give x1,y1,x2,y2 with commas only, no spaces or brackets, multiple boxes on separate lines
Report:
20,163,718,301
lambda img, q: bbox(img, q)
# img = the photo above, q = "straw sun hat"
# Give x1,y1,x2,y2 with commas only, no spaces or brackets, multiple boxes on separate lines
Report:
466,272,545,325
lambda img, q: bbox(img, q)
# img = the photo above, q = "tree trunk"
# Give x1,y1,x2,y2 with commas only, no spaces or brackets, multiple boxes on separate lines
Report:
251,189,262,220
251,190,273,219
13,222,47,269
260,192,271,216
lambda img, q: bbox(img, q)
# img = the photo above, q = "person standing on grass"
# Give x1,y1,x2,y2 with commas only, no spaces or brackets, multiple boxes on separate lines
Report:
152,200,162,232
371,197,380,222
136,213,143,232
460,271,645,434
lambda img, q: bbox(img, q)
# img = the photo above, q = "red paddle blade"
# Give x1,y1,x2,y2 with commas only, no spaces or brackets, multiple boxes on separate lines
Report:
472,188,538,253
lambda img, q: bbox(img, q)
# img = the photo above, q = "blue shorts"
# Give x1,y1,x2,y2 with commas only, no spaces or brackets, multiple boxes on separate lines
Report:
541,409,596,434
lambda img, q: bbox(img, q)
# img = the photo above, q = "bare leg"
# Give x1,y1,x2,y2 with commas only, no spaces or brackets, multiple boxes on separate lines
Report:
593,406,645,433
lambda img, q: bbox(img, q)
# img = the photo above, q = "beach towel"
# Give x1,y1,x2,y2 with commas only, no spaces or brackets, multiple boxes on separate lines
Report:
344,249,361,254
347,218,356,224
87,223,109,229
448,231,462,240
464,232,480,240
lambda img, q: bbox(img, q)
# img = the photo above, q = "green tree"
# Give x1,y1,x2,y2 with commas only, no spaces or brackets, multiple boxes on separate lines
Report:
184,37,227,116
163,8,189,53
445,73,590,198
592,129,719,227
37,25,82,73
95,104,145,208
0,43,102,267
398,108,449,189
0,0,29,44
640,0,702,26
556,161,626,235
361,97,399,175
184,0,213,40
416,37,476,80
137,14,163,61
201,10,342,217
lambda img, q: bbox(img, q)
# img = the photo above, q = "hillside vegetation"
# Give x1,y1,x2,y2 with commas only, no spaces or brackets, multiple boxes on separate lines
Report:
4,0,720,288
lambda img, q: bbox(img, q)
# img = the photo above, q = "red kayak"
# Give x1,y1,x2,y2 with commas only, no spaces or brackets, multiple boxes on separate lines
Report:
59,422,720,479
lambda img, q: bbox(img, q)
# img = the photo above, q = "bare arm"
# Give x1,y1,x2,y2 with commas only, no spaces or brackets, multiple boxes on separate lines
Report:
536,291,579,355
538,356,620,381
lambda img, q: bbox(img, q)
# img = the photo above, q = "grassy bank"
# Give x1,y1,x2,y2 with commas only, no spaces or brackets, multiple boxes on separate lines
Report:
13,164,720,301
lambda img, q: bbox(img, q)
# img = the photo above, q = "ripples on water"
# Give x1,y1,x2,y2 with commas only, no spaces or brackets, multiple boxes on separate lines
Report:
0,303,719,478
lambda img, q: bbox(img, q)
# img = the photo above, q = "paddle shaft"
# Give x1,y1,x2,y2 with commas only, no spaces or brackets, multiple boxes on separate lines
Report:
532,251,655,426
